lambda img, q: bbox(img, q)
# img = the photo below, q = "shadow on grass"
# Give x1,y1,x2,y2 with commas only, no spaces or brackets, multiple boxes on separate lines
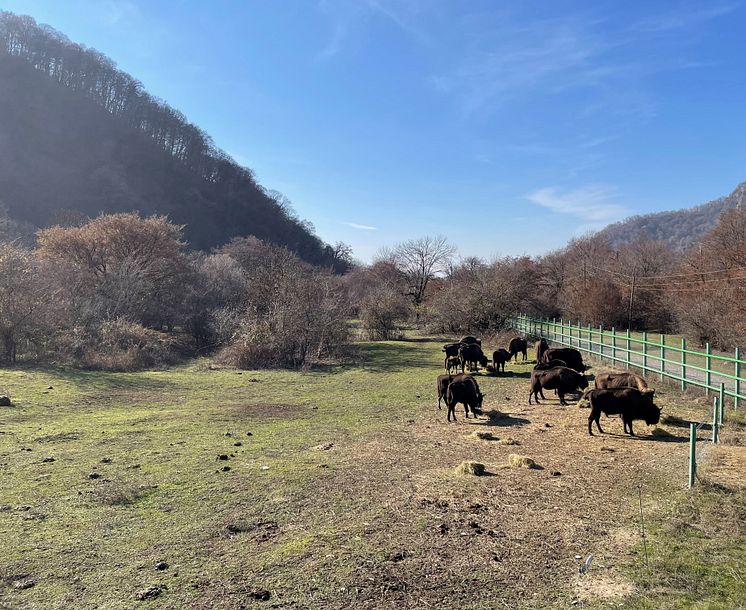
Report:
593,430,691,443
9,363,180,393
358,342,440,373
474,411,531,428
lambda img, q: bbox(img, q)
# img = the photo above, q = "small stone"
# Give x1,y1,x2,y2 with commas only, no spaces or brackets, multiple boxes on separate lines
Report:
16,505,32,511
14,579,35,590
224,432,232,437
155,561,169,571
47,386,53,390
0,396,11,406
544,423,552,428
233,442,242,447
221,466,231,472
100,457,112,464
312,443,333,451
135,585,165,600
246,432,253,436
42,457,55,463
216,454,229,461
551,471,562,477
260,465,270,471
248,588,271,601
88,472,101,479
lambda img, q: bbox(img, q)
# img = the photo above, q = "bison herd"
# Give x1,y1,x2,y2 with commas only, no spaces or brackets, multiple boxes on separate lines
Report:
437,336,662,436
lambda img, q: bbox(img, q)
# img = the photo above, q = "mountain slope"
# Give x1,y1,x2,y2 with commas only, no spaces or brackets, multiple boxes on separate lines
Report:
0,12,345,269
597,181,746,251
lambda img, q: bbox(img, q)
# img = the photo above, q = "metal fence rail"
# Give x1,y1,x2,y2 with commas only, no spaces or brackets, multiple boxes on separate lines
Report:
513,314,746,408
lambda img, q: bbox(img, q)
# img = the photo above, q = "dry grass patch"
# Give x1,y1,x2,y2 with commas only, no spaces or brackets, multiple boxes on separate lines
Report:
455,460,486,476
507,453,540,469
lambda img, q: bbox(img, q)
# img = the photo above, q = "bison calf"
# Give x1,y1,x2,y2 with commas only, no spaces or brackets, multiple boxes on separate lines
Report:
595,371,654,396
587,388,661,436
492,348,511,373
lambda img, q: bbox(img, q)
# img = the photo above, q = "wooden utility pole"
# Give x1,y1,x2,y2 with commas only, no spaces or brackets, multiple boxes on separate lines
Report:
628,274,636,330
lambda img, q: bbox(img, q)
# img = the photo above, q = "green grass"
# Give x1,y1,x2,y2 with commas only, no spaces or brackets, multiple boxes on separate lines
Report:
0,336,744,609
594,482,746,610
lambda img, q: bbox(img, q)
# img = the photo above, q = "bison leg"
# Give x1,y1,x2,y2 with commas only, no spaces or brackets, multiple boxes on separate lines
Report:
558,391,567,406
625,418,635,436
540,388,547,400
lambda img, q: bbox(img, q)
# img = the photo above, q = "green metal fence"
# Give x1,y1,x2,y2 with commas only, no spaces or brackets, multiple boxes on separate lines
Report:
513,314,746,409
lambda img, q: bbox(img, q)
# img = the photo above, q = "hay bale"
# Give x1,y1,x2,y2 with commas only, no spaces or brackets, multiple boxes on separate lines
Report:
497,438,520,446
651,427,674,438
470,431,497,441
507,454,538,469
456,461,485,476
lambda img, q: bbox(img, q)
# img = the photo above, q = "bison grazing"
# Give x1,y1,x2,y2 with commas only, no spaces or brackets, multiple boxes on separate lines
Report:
509,337,528,361
460,335,481,346
595,371,654,395
445,374,485,422
436,374,454,410
459,343,489,373
529,366,588,406
535,338,549,362
492,348,511,373
587,388,661,436
542,347,586,372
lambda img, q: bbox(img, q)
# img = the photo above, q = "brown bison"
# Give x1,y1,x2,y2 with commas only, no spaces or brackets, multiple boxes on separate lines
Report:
535,338,549,362
459,343,489,373
529,367,588,406
595,371,654,395
442,342,464,359
460,336,481,346
542,347,586,372
436,374,454,410
587,388,661,436
492,348,511,373
445,374,485,422
509,337,528,361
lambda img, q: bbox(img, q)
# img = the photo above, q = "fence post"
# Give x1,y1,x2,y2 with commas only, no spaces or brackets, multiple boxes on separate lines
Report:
720,382,726,414
642,331,648,375
718,386,724,425
688,423,697,488
660,333,665,382
626,328,631,370
736,346,741,410
712,397,719,444
705,343,711,397
599,324,604,359
611,327,616,365
681,337,687,392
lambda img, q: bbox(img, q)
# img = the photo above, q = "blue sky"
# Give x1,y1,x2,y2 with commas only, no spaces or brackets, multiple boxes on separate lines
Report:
3,0,746,261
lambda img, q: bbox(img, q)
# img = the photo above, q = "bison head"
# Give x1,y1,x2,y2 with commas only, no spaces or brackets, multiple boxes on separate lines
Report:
474,392,486,415
645,405,662,426
577,375,589,390
479,355,489,367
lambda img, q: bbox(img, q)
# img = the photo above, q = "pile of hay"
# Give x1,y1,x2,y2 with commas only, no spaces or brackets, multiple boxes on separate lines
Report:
456,461,486,476
470,431,497,441
651,427,674,438
507,454,539,469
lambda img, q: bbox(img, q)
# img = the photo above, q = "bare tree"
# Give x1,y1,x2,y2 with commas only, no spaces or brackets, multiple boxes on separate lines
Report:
391,235,456,308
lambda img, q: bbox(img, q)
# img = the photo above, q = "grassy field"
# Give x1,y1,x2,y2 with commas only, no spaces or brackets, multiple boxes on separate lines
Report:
1,336,744,609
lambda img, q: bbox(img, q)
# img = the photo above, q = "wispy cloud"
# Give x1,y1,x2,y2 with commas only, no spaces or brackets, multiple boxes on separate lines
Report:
633,3,737,33
344,221,378,231
526,185,628,227
315,0,433,60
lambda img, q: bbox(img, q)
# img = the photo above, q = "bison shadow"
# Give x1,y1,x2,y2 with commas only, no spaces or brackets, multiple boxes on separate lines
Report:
598,430,690,443
474,411,531,428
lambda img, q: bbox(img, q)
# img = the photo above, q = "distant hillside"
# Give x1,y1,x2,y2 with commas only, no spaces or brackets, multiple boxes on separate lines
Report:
0,12,346,269
597,181,746,251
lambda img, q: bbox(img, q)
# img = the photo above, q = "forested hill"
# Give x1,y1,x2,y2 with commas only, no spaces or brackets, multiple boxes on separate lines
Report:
596,181,746,251
0,12,347,269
